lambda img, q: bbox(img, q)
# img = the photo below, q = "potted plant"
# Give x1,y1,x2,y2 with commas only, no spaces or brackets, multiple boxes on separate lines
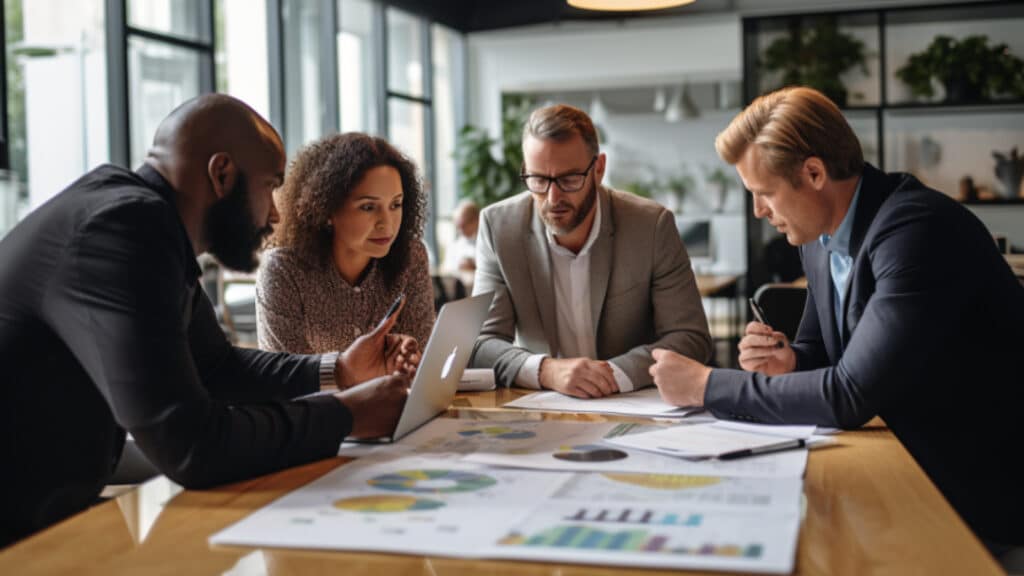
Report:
760,17,868,107
455,95,533,207
704,166,737,213
666,170,695,213
896,35,1024,103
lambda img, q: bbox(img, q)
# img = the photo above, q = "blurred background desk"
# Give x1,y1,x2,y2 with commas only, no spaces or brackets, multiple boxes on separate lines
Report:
696,274,741,367
0,389,1000,576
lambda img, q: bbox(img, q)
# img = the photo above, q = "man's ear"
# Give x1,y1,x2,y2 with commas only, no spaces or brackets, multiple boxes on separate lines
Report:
207,152,237,200
803,156,828,191
594,152,607,186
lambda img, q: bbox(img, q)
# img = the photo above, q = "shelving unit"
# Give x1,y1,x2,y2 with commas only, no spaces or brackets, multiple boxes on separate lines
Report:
740,0,1024,292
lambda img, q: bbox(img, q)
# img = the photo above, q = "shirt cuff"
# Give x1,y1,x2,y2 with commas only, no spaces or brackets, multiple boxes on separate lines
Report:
608,361,635,393
319,351,339,389
515,354,547,389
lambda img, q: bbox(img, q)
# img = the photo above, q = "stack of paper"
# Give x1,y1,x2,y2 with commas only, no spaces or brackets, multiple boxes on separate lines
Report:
604,421,834,460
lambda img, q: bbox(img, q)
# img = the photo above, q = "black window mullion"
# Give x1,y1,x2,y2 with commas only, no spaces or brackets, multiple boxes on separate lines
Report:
267,0,285,137
0,0,9,171
106,0,130,167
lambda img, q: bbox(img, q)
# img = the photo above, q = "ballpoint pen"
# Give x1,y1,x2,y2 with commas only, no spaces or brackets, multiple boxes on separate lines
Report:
749,298,785,348
718,438,806,460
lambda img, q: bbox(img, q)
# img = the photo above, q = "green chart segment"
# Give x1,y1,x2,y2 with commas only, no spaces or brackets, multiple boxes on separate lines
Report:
498,525,763,558
368,470,498,494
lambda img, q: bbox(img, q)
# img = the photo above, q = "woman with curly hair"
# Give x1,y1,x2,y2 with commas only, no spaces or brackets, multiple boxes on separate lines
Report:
256,132,435,356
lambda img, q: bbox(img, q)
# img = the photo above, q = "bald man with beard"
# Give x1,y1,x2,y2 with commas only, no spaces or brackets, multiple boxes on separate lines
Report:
0,94,414,546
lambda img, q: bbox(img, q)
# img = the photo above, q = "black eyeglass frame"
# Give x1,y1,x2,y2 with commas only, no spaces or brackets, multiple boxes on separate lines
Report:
520,155,598,195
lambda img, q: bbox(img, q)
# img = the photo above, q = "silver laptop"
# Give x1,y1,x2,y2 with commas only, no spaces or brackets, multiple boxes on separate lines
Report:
355,291,493,443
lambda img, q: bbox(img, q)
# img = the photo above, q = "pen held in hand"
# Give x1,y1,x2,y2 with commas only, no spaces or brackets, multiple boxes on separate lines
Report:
749,298,785,349
377,293,405,329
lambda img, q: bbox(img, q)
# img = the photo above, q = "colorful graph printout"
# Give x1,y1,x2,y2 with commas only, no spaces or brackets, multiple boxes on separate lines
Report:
457,427,536,440
333,495,445,513
368,469,498,494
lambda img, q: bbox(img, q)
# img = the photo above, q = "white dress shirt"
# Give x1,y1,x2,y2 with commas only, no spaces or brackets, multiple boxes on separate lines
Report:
514,199,635,392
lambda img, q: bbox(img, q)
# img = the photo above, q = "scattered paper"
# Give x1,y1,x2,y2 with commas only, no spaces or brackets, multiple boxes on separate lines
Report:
504,387,696,417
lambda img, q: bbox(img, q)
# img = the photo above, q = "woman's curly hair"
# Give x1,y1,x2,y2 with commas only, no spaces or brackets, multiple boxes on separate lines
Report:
269,132,426,285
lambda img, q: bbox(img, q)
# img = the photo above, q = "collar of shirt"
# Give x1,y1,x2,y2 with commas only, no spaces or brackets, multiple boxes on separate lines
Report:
545,189,603,258
135,163,202,279
818,176,863,258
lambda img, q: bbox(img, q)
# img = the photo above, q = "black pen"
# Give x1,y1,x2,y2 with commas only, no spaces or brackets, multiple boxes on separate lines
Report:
718,438,806,460
749,298,785,348
377,293,405,328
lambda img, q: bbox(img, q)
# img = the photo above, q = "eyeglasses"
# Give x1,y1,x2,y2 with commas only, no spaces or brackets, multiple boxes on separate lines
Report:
520,156,597,195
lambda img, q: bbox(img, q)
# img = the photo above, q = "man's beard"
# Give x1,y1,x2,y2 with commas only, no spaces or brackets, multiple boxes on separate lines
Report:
205,172,272,272
541,179,598,236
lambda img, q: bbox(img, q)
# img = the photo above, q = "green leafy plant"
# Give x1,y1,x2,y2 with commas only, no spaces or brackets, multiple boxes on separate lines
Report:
665,170,695,211
896,35,1024,103
704,166,737,213
622,181,654,199
760,17,868,107
455,94,533,207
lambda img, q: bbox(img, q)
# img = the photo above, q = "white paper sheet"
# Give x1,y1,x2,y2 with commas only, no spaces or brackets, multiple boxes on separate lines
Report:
605,422,815,459
211,454,803,574
456,420,810,478
503,387,697,417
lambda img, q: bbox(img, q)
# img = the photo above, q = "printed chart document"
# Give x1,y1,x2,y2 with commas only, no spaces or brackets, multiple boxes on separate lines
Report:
604,422,818,460
436,419,810,478
211,454,803,574
504,387,698,418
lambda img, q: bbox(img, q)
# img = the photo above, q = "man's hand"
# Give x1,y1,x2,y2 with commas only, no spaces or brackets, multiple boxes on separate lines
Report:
649,348,711,408
334,373,410,439
539,357,618,398
335,297,420,388
738,321,796,376
385,334,420,377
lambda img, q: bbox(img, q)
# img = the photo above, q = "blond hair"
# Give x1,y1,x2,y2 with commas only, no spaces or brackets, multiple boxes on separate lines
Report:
715,87,863,185
522,104,599,156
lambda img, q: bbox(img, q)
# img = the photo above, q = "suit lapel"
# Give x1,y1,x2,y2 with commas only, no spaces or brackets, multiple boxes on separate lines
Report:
526,200,559,357
589,188,614,332
838,164,890,347
807,242,841,362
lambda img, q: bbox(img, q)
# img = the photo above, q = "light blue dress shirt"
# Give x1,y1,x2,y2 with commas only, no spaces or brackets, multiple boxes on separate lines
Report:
818,178,863,331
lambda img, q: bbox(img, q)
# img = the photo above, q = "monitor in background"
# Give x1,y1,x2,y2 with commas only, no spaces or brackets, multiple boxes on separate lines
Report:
677,217,713,270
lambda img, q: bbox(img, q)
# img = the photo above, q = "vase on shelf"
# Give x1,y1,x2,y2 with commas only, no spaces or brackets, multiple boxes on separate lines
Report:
993,147,1024,199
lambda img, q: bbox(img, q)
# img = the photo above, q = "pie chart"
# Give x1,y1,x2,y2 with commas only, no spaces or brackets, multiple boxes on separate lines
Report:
332,495,445,513
367,469,498,494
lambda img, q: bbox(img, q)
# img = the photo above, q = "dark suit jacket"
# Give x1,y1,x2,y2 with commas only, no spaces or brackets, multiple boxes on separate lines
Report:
0,165,352,547
705,164,1024,545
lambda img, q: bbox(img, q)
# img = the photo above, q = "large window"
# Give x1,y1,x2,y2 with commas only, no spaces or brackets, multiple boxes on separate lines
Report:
215,0,269,119
431,23,465,261
2,0,107,231
338,0,378,134
386,6,434,256
0,0,465,250
121,0,213,168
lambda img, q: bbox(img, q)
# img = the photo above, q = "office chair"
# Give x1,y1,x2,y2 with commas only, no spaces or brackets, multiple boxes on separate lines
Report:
752,283,807,342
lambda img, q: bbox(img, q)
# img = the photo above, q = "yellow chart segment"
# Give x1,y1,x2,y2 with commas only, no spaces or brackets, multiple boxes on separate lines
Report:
332,495,445,513
601,473,721,490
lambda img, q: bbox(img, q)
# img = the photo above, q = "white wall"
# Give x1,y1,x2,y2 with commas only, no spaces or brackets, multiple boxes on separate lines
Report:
467,14,741,141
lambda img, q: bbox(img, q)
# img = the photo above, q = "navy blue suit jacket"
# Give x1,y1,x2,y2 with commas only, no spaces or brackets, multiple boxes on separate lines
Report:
706,164,1024,544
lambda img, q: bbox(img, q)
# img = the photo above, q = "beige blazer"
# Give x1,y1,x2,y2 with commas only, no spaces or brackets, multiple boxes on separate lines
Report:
471,186,712,389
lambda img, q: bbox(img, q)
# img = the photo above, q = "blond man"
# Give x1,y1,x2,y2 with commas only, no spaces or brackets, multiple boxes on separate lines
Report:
650,86,1024,554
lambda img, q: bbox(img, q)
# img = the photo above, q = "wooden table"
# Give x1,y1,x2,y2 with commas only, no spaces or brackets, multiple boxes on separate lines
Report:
0,389,1001,576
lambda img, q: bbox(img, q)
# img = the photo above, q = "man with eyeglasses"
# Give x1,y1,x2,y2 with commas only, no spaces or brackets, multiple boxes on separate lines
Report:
470,104,711,398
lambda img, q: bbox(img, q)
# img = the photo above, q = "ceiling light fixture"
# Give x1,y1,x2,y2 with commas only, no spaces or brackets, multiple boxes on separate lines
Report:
568,0,696,12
